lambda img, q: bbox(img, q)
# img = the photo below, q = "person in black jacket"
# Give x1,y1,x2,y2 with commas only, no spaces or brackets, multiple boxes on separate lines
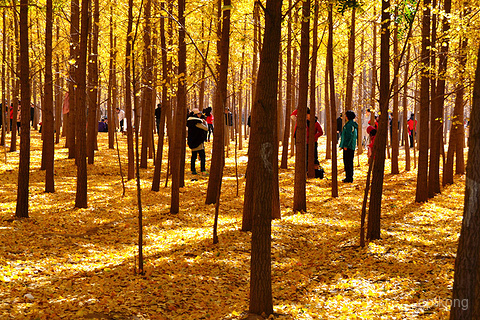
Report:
187,109,208,175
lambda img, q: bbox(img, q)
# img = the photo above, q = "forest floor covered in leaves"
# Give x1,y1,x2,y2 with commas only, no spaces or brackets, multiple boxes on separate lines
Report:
0,131,465,319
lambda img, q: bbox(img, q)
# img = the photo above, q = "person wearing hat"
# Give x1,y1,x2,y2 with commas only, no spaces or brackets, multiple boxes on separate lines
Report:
339,110,358,183
187,108,208,175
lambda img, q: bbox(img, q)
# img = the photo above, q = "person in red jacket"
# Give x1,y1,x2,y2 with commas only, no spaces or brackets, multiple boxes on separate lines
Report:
407,113,417,148
307,108,323,164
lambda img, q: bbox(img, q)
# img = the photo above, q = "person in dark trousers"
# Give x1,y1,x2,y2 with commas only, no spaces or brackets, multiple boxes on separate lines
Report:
155,103,161,134
339,110,358,183
203,107,214,141
407,113,417,148
336,113,343,142
187,108,208,175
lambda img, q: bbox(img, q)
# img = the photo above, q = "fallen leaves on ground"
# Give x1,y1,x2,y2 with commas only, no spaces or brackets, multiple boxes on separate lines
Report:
0,131,464,319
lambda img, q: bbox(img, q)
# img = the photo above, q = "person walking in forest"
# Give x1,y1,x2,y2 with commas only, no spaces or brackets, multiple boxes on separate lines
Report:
407,113,417,148
16,103,21,134
155,103,161,134
204,107,214,142
336,113,343,142
366,125,377,158
307,108,323,164
187,108,208,175
339,110,358,183
116,107,125,132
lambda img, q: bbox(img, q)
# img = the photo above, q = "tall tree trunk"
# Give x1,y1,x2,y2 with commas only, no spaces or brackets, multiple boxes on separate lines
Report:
391,7,399,174
248,0,282,315
445,36,465,184
1,10,6,147
307,0,319,178
293,0,309,212
344,7,356,113
170,0,188,213
10,4,19,153
15,0,31,218
403,44,411,171
152,0,171,191
449,42,480,320
107,7,114,149
325,59,331,159
370,5,377,114
205,0,230,205
87,0,99,164
43,0,55,192
67,0,79,159
141,0,153,169
366,0,390,241
74,0,90,208
415,0,431,203
428,0,441,198
280,0,293,169
125,0,135,181
328,6,338,198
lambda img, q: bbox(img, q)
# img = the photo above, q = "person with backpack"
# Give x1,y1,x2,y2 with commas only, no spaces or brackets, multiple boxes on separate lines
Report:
187,109,208,175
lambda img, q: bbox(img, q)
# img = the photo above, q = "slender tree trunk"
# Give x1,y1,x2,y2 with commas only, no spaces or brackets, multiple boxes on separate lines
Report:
391,7,399,174
10,6,19,153
15,0,31,218
415,0,431,203
141,0,153,169
43,0,55,192
248,0,282,314
125,0,135,181
67,0,79,159
205,0,230,205
328,6,338,198
428,0,441,198
344,7,356,113
293,0,309,212
74,0,89,209
1,10,6,147
170,0,187,213
307,0,319,178
152,0,171,191
370,5,377,114
449,42,480,320
366,0,390,241
325,60,331,160
403,44,411,171
87,0,99,165
280,0,292,169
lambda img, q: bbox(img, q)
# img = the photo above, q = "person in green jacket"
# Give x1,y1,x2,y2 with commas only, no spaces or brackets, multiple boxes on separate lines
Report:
339,110,358,183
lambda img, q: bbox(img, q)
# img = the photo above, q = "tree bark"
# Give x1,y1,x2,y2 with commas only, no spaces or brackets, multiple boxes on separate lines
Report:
74,0,89,209
293,0,309,212
328,6,338,198
87,0,99,165
15,0,31,218
415,0,431,203
280,0,293,169
366,0,390,241
43,0,55,192
205,0,230,205
248,0,282,314
391,7,399,174
170,0,187,213
307,0,319,178
449,42,480,320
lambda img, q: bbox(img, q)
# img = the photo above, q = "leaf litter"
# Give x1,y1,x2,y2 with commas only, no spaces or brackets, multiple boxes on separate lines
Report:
0,132,464,319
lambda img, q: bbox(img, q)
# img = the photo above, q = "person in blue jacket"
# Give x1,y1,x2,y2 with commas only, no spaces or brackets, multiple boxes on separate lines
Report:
339,110,358,183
